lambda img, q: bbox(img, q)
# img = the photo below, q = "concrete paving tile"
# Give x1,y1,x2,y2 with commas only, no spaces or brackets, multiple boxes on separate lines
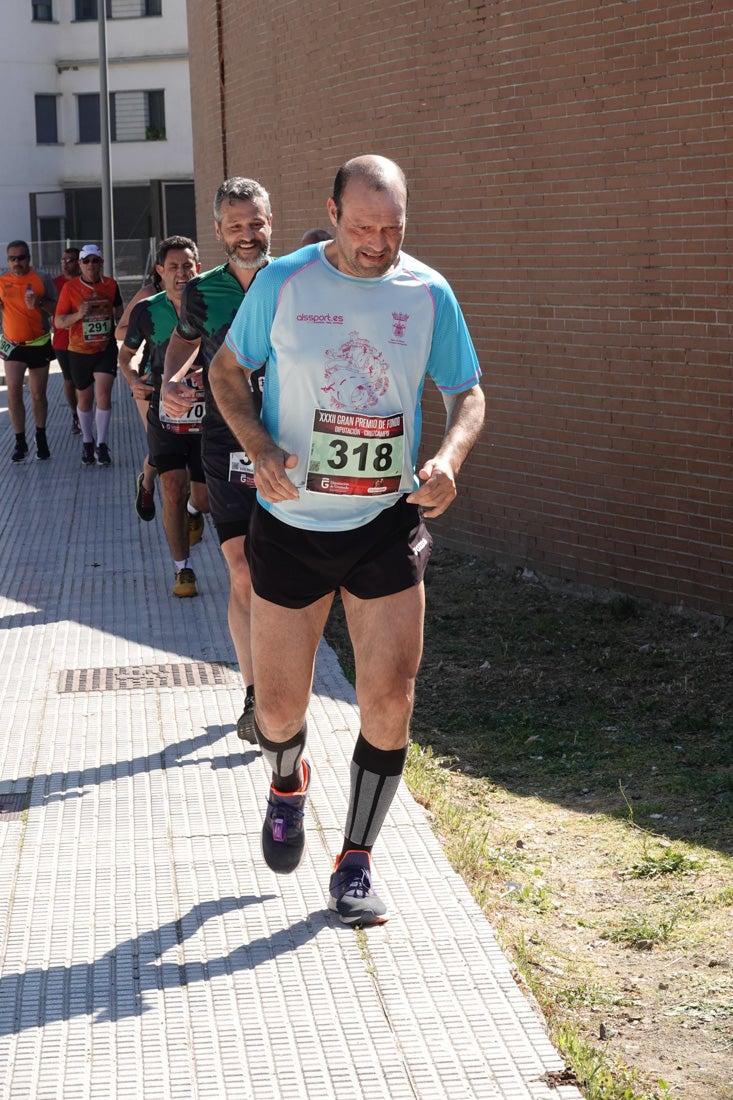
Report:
0,371,581,1099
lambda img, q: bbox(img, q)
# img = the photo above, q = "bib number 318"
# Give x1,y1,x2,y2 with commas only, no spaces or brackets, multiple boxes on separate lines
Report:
306,409,404,496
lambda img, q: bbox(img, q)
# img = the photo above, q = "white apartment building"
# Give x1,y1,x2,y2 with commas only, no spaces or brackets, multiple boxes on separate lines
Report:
1,0,195,282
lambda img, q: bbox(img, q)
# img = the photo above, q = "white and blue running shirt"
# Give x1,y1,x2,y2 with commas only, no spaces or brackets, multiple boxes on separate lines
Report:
225,242,481,531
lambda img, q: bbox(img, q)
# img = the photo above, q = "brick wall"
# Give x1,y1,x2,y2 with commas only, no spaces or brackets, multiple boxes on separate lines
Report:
185,3,224,244
186,0,732,615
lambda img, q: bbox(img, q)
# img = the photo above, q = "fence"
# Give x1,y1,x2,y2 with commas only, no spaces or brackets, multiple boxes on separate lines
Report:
1,238,158,303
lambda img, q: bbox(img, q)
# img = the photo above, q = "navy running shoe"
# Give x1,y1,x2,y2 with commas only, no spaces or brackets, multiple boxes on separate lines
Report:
262,761,310,874
11,439,28,463
96,442,111,466
328,850,388,927
35,429,50,460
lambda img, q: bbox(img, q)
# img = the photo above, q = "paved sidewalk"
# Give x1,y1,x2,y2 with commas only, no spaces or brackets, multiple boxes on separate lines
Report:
0,371,582,1099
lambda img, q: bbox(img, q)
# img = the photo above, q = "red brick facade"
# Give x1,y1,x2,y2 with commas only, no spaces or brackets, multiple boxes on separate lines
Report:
186,0,732,615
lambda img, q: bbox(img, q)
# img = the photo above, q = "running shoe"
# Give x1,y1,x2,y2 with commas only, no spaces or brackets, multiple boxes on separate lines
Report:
71,415,82,436
328,850,388,927
236,686,256,742
11,439,28,463
135,471,155,521
35,429,50,460
187,506,204,546
81,442,96,466
262,761,310,874
96,442,112,467
172,567,197,598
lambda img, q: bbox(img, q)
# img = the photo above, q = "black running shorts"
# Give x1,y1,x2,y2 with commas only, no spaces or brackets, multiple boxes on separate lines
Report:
204,476,257,545
68,341,118,390
246,495,433,609
202,443,257,545
146,413,205,480
54,348,72,380
3,343,53,369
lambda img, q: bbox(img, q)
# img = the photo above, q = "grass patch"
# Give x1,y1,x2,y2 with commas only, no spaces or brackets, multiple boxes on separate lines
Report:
602,910,680,950
621,847,704,878
324,545,733,1100
557,1027,674,1100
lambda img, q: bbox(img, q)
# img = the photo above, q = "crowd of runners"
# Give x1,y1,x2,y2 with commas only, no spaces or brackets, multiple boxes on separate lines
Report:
0,155,485,927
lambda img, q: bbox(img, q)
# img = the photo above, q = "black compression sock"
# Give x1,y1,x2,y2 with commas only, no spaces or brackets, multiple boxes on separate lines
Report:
341,733,408,856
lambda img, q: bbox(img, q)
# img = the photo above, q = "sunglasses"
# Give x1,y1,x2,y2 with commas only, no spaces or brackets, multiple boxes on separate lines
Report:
62,257,78,264
8,254,29,262
81,257,102,264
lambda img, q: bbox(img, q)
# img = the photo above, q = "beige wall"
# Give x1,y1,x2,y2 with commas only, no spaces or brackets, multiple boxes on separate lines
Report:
186,0,733,615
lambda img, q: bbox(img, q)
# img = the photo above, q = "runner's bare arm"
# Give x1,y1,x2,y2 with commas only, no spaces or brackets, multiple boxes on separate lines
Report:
54,308,83,329
118,344,154,402
34,294,57,315
407,385,485,518
209,341,299,502
35,275,58,315
161,329,203,416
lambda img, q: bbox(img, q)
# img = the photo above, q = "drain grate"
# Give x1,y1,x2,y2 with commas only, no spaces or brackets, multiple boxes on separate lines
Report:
0,793,29,821
58,661,235,694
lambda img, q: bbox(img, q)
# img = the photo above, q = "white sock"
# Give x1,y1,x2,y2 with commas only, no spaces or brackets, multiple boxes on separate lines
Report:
96,407,112,444
78,409,94,443
186,499,199,515
174,559,189,572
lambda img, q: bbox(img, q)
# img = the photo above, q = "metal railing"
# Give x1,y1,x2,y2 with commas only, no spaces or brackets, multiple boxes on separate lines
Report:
1,237,158,302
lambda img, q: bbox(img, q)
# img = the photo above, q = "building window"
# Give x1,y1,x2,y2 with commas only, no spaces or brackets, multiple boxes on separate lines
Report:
74,0,97,18
110,0,162,15
77,91,166,143
77,93,100,143
111,90,166,141
35,94,59,144
74,0,161,18
32,2,54,20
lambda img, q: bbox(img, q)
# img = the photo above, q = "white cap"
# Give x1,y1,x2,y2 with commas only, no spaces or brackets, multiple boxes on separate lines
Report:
79,243,103,260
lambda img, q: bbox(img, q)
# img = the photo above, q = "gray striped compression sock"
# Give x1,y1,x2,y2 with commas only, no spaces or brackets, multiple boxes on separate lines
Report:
342,732,408,855
255,720,307,793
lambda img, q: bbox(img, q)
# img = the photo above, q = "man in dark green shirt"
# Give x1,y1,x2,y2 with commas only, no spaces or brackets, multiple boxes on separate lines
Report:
161,178,273,741
119,235,208,599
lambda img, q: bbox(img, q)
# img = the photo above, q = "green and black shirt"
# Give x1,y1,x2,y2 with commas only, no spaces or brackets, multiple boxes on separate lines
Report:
176,262,266,451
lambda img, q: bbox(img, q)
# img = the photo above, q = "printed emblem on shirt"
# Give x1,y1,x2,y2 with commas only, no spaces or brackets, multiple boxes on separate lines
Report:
391,311,409,345
322,331,389,412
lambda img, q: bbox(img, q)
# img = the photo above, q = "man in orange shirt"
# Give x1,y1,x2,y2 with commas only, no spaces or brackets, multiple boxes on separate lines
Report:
0,240,58,462
55,243,123,466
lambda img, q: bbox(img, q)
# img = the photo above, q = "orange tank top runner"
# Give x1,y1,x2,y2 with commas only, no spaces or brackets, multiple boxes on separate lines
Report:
0,270,53,346
55,276,120,354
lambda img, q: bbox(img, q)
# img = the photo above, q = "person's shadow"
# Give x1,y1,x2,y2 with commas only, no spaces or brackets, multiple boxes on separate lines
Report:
0,895,332,1035
0,724,259,810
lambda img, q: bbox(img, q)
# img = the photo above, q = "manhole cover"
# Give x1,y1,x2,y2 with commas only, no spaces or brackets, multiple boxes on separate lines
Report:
0,793,29,821
58,662,235,693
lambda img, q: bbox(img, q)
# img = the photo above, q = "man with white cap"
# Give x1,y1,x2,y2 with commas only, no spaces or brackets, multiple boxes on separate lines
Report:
55,244,123,466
